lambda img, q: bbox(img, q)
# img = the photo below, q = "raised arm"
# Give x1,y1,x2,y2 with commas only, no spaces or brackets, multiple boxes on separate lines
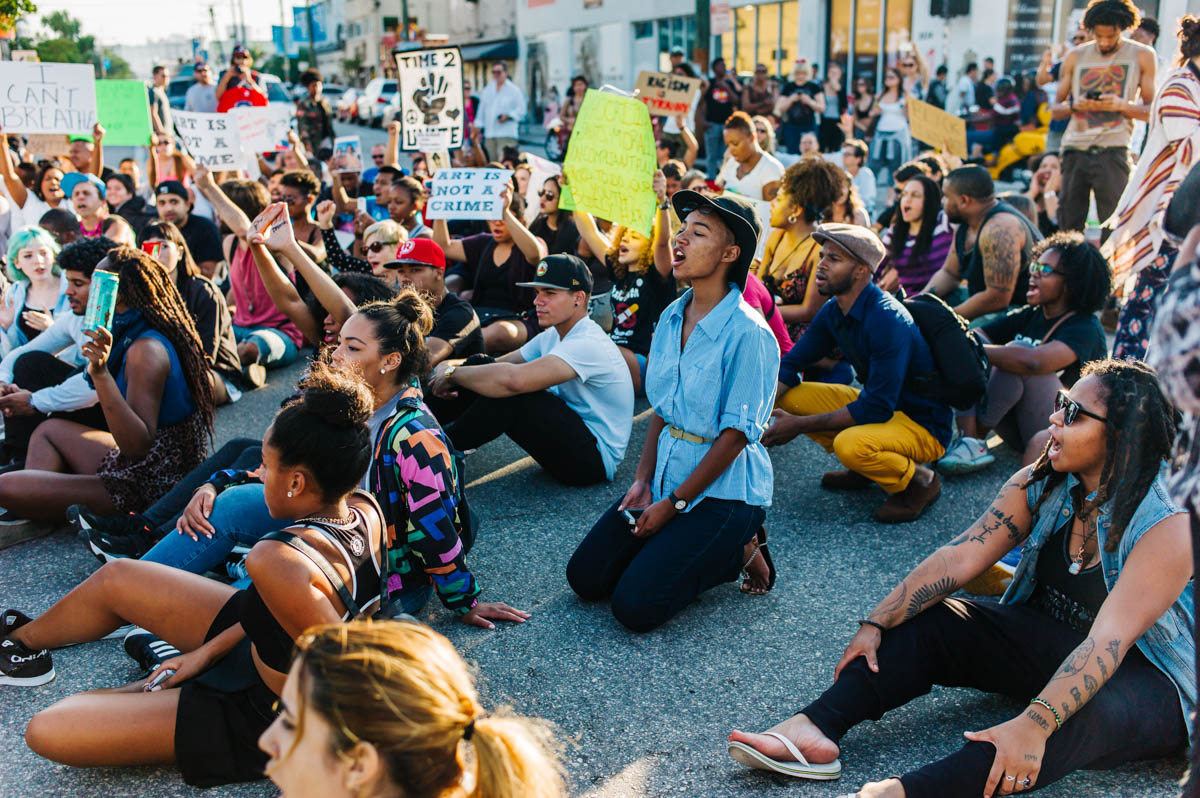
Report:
432,218,468,262
90,123,105,178
193,165,253,241
572,208,614,259
651,171,673,279
384,120,401,168
502,183,547,264
0,133,28,209
254,204,356,327
247,240,320,345
679,119,699,168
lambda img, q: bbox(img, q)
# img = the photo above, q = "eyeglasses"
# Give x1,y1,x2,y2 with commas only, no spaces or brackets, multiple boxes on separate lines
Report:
1055,390,1107,426
1029,262,1065,277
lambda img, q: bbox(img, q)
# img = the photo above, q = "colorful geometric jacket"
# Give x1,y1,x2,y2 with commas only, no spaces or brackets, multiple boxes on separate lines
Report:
368,382,480,614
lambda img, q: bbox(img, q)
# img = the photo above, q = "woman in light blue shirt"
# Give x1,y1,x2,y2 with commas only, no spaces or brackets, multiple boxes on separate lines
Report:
1,227,69,352
567,191,780,632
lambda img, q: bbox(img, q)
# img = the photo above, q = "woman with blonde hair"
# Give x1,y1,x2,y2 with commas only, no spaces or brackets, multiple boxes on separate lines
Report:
316,199,406,277
260,621,565,798
751,114,778,155
573,171,674,395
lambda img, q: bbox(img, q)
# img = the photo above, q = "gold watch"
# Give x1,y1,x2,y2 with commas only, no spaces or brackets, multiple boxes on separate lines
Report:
444,365,458,382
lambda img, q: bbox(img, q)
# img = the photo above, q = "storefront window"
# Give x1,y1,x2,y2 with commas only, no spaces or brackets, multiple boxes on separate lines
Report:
757,4,781,74
829,0,852,78
734,5,756,76
780,1,798,71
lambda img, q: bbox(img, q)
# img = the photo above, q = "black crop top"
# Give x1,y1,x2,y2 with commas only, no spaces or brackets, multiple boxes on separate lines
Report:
238,500,383,672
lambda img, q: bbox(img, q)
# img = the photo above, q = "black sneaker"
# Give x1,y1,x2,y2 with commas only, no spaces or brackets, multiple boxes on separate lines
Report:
70,505,158,563
0,635,53,686
1,608,32,638
123,627,181,675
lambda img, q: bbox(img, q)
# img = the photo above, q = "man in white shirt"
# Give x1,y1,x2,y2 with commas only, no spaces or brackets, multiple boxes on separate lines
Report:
842,138,877,218
954,62,979,116
476,62,527,162
430,254,634,485
184,63,219,113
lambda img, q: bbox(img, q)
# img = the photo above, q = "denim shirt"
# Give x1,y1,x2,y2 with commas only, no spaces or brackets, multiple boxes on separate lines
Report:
2,273,71,350
646,284,779,510
1002,469,1195,742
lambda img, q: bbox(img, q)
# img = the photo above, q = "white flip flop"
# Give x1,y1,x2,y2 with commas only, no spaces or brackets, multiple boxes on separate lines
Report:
728,731,842,780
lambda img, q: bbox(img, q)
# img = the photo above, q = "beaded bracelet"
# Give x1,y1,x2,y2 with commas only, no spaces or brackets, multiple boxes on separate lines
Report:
1029,697,1062,730
857,619,887,634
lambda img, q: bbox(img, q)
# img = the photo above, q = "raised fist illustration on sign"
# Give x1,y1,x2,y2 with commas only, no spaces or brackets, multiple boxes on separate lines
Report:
413,71,449,124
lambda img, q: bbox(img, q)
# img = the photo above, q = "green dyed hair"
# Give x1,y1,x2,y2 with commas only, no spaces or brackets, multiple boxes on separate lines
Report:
6,226,62,283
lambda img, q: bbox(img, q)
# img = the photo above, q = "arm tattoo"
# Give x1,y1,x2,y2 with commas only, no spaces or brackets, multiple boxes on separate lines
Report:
1025,754,1040,762
979,218,1022,293
1105,638,1121,666
870,581,908,624
1070,686,1084,710
948,531,969,547
1095,656,1109,680
903,577,959,621
1051,638,1095,680
1083,673,1098,698
1025,707,1051,731
970,507,1022,545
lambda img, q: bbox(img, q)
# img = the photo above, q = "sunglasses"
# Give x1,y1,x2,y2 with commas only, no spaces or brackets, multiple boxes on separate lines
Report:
537,190,557,199
1055,390,1107,426
372,154,385,161
1029,262,1065,277
901,62,915,68
365,241,395,253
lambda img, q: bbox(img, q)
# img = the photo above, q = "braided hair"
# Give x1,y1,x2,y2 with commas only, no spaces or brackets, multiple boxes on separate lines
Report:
106,245,215,433
1025,358,1176,552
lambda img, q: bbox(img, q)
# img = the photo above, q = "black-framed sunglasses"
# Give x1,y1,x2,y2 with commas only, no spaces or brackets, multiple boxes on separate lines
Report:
365,241,395,253
537,190,556,199
1029,262,1065,277
1056,390,1107,425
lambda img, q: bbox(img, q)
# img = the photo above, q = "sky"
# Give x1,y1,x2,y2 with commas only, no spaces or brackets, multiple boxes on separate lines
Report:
26,0,285,47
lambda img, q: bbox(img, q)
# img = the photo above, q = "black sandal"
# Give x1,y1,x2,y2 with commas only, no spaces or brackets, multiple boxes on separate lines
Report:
740,527,776,595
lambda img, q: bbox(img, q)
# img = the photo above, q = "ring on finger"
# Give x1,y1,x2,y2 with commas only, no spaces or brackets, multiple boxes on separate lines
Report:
1021,777,1032,786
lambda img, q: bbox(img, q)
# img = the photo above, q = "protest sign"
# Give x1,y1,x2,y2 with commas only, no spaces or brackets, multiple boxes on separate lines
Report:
0,62,96,135
10,50,37,62
424,168,513,220
562,89,657,236
426,150,451,173
231,105,292,153
907,97,967,159
174,110,244,169
94,80,153,146
634,71,702,118
522,152,562,224
332,136,363,174
395,47,464,152
25,133,70,156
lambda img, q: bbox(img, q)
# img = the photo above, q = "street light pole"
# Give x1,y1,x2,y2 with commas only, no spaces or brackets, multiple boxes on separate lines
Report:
695,0,710,72
401,0,410,41
306,0,317,68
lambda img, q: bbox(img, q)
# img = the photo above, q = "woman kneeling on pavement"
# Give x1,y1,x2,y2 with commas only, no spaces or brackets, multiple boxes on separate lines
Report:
728,358,1193,797
568,191,780,631
261,620,565,798
1,365,385,786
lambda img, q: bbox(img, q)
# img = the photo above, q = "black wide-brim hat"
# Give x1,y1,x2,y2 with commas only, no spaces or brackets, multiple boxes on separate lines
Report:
670,189,761,289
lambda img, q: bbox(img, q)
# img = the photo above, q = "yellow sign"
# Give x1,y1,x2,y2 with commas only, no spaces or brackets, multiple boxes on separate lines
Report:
907,97,967,159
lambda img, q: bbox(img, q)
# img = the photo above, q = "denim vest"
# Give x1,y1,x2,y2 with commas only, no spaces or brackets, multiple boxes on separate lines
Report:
1002,470,1195,743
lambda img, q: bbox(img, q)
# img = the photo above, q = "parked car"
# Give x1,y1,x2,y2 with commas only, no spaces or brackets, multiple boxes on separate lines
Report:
356,78,398,127
337,87,361,122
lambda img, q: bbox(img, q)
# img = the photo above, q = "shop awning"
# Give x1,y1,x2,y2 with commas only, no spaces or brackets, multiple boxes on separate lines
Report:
458,39,518,62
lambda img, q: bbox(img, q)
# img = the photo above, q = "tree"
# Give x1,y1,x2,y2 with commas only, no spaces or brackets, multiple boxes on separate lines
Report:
35,37,79,64
41,9,78,39
102,49,134,79
0,0,37,31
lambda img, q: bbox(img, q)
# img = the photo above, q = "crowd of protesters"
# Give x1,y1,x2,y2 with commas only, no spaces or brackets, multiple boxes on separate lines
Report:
1,3,1199,797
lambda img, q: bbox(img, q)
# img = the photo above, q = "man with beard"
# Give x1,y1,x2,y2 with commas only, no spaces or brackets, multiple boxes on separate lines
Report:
762,224,951,523
921,166,1041,321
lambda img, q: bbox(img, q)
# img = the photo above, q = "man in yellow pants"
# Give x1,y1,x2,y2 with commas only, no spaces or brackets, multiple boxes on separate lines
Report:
762,224,952,522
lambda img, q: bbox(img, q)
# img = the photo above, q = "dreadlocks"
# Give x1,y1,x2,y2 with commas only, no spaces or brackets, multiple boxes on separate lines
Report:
106,245,215,433
1025,358,1176,551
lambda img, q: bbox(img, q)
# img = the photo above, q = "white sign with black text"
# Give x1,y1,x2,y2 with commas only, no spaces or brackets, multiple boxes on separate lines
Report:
174,110,245,169
0,62,96,135
395,47,464,152
424,168,514,221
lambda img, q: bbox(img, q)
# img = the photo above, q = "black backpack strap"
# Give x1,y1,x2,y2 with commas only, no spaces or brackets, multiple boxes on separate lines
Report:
262,530,360,618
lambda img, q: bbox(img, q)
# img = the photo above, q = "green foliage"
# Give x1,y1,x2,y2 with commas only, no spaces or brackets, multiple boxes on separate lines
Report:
35,37,80,64
0,0,37,28
103,49,134,79
41,9,78,38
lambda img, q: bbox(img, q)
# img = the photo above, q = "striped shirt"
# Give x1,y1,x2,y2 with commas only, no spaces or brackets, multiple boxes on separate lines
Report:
879,210,955,295
1103,62,1200,290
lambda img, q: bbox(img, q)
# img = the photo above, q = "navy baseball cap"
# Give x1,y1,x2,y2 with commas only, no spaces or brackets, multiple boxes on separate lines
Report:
517,254,593,294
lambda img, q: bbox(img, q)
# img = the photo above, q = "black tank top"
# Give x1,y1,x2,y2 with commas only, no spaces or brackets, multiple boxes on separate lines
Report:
238,495,383,672
1027,518,1108,633
954,201,1040,309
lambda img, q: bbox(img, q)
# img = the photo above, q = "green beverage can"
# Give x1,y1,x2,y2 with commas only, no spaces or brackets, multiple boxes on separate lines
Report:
83,269,120,331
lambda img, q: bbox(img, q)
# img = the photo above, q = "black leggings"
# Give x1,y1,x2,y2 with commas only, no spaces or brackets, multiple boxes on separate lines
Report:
5,351,107,456
801,599,1186,797
446,389,607,486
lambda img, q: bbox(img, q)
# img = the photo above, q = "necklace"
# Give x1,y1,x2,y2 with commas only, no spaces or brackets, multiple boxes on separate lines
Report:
767,232,812,283
1067,514,1098,575
302,511,355,526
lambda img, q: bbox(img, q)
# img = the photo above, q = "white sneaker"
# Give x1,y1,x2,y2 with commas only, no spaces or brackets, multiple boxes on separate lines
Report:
938,436,995,474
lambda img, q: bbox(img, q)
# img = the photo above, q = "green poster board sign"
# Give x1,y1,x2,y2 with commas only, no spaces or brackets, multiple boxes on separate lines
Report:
562,89,656,236
93,79,153,146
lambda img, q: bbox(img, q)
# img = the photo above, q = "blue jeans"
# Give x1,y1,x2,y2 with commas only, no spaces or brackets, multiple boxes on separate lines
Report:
567,497,766,632
140,483,286,575
704,124,726,178
233,324,299,369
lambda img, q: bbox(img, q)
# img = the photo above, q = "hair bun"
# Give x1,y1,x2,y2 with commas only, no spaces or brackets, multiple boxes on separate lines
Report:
394,290,435,337
298,362,373,429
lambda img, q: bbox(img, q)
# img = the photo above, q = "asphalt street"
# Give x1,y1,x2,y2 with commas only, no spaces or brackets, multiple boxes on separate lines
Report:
0,121,1182,797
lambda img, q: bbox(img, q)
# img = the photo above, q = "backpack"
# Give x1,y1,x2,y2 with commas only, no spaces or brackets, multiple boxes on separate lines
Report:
902,293,989,411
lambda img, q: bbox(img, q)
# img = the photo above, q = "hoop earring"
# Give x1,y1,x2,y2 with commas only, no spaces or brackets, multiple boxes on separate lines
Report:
786,214,797,225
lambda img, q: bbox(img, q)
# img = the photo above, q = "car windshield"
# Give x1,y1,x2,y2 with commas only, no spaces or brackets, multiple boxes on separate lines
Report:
266,82,291,103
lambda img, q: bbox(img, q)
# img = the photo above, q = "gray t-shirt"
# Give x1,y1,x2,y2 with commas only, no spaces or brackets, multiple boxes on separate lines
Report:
185,82,218,113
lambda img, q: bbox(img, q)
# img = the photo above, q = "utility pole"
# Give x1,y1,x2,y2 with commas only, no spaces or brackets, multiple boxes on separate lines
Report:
695,0,710,72
401,0,410,41
305,0,317,68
